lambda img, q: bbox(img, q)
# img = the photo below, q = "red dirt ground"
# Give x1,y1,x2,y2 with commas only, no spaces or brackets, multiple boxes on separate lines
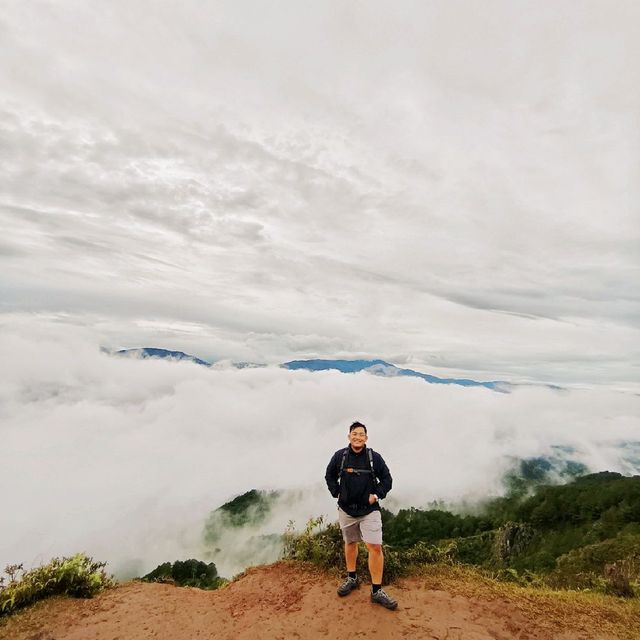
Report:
0,562,633,640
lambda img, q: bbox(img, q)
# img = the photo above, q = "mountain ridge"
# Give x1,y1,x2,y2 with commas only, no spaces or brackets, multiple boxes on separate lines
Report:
112,348,518,391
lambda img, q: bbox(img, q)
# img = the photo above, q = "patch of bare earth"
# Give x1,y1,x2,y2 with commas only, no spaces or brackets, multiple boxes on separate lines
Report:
1,562,638,640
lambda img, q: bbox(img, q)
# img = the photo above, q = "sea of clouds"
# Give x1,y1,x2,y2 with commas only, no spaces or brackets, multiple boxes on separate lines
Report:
2,317,639,578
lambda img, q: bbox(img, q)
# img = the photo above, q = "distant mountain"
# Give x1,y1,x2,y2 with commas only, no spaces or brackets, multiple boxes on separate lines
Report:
109,350,546,392
115,348,212,367
282,359,506,391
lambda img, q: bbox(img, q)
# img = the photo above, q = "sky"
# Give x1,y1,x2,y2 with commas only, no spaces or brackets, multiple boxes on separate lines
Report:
0,1,638,385
1,2,639,578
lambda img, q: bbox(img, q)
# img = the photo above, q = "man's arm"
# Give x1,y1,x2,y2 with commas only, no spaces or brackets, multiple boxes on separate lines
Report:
373,452,392,499
325,451,340,498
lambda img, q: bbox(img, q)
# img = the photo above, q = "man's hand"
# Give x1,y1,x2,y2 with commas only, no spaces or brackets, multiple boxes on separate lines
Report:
368,494,378,505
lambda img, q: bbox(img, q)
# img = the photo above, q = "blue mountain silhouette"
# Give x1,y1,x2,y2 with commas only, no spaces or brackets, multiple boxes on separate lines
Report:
282,359,504,390
113,350,511,390
115,348,212,367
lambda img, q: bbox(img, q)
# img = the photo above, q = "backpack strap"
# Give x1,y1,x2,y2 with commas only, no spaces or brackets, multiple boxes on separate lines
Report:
368,448,379,489
339,447,377,483
339,447,349,477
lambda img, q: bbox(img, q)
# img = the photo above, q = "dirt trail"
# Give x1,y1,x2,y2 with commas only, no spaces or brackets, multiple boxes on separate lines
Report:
0,563,632,640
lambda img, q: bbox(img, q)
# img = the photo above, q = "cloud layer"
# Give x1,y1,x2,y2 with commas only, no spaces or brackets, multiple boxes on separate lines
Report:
1,2,639,384
2,319,638,577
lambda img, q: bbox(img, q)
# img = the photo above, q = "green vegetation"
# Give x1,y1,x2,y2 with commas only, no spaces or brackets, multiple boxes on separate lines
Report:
381,507,493,547
282,516,343,571
515,472,640,527
282,516,455,584
203,489,280,547
202,490,283,569
0,555,226,618
216,489,278,525
283,471,640,597
2,467,637,621
141,559,226,590
0,554,114,617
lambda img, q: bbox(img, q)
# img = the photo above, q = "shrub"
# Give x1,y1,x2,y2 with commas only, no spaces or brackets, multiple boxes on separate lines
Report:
453,532,496,565
282,516,344,570
0,554,114,617
492,567,546,588
402,540,458,566
547,534,640,593
283,516,403,582
281,517,457,584
141,559,226,590
537,536,640,598
604,560,637,598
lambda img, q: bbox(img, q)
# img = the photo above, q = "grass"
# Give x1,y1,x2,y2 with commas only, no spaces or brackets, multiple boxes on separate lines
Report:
0,554,114,617
407,563,640,640
283,517,640,639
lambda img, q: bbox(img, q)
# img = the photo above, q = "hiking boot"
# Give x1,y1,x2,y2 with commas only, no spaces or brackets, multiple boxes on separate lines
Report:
337,575,359,596
371,588,398,610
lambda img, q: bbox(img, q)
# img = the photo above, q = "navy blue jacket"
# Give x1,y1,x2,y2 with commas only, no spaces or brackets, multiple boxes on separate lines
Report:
325,445,392,517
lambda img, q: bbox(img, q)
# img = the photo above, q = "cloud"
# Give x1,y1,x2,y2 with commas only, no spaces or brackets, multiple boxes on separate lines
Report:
1,4,639,377
1,319,638,577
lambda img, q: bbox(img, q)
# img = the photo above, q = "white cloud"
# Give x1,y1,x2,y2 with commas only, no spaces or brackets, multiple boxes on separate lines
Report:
1,319,638,577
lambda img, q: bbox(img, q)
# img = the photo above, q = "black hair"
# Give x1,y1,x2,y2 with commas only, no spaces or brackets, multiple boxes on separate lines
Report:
349,421,367,434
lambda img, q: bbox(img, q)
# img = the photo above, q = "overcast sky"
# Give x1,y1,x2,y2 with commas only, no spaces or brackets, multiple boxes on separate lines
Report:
1,1,639,385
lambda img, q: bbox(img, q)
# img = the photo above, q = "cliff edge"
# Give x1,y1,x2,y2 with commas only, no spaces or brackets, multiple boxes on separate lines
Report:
1,562,638,640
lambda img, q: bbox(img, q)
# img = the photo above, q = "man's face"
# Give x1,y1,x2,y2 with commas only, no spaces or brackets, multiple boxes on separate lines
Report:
348,427,368,451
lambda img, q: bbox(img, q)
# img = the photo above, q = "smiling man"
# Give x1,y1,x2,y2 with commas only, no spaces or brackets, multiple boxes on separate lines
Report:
325,421,396,610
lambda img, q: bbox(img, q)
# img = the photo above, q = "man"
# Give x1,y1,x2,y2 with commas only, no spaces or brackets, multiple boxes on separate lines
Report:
325,421,397,610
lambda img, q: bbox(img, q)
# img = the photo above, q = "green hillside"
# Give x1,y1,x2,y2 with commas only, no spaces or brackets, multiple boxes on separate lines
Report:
277,471,640,596
378,471,640,594
201,468,640,596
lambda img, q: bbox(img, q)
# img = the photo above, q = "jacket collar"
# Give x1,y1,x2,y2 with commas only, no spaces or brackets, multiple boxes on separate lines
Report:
348,444,366,455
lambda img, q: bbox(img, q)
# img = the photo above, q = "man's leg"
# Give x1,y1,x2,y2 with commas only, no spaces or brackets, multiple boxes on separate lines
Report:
361,512,384,584
337,509,361,597
365,543,383,584
362,511,397,609
345,541,358,572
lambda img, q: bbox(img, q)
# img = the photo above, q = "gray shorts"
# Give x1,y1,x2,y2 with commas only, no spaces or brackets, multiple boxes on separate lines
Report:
337,507,383,545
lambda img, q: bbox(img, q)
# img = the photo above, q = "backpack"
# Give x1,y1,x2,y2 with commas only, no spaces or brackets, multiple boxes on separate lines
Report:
338,447,378,489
